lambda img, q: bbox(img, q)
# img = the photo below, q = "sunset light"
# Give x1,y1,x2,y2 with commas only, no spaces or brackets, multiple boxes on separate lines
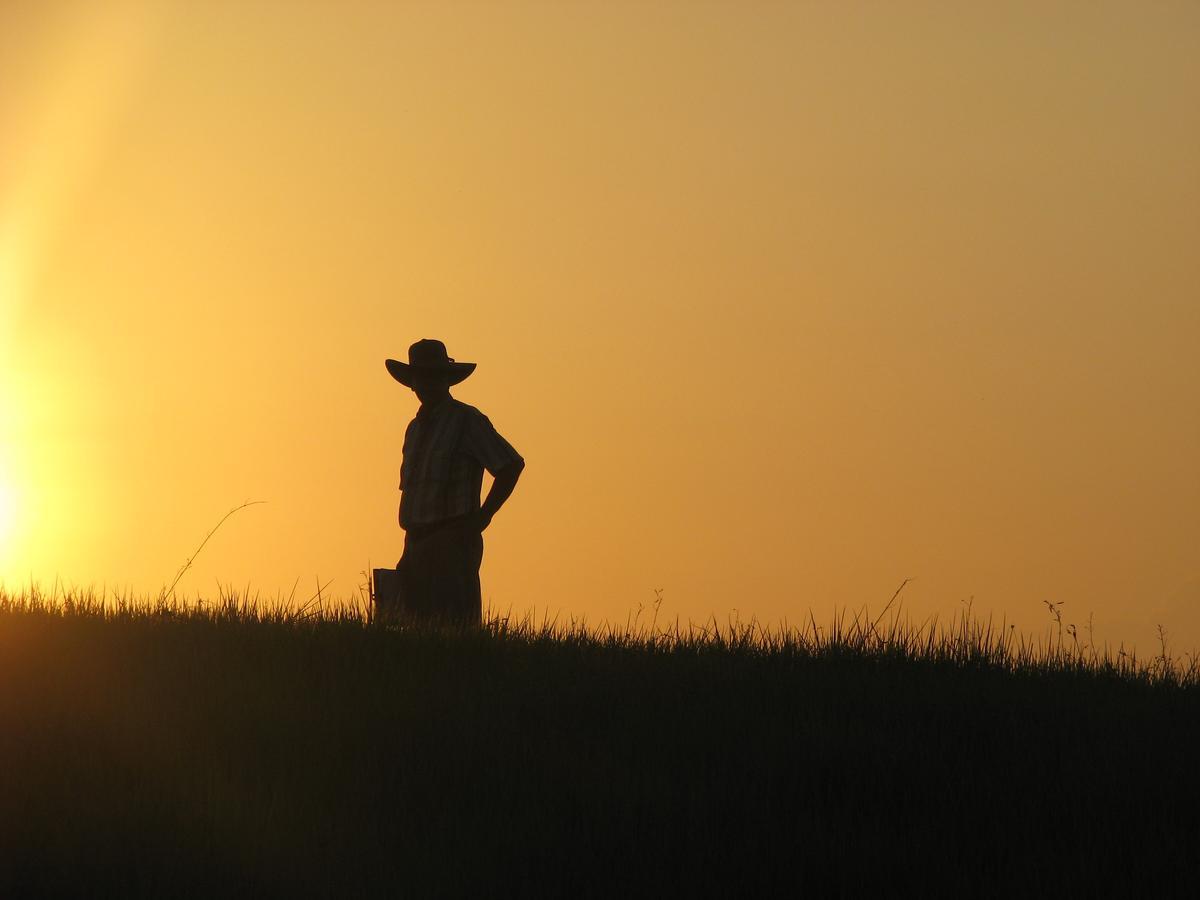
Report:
1,2,1197,894
0,468,15,553
0,1,1195,648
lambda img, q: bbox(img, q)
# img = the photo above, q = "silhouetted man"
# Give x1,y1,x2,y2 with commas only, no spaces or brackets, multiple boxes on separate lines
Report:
382,339,524,625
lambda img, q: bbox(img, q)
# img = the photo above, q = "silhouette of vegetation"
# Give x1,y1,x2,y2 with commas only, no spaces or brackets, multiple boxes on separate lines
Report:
0,583,1196,895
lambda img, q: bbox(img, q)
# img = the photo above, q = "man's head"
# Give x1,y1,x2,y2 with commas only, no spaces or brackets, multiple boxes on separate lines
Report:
408,370,453,405
385,339,476,405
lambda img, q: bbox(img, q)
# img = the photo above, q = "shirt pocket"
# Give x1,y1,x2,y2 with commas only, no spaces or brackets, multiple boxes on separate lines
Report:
424,449,458,484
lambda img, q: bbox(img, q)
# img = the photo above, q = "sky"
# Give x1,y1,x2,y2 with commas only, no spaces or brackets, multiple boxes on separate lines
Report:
1,1,1196,651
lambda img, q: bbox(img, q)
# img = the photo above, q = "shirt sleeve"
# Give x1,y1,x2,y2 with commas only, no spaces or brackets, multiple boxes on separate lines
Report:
462,409,523,476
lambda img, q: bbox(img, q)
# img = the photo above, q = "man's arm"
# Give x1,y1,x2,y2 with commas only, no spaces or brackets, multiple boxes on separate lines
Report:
471,458,524,531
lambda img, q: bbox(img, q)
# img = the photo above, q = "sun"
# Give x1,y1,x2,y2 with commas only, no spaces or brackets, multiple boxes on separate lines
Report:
0,470,16,553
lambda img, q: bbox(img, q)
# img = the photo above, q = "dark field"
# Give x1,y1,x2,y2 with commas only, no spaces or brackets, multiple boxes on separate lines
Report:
0,589,1197,897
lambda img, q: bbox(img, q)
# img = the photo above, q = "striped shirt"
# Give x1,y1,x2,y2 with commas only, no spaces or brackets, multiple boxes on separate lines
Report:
399,398,523,528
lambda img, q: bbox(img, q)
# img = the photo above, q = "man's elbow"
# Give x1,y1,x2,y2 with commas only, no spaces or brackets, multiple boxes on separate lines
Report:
502,458,525,480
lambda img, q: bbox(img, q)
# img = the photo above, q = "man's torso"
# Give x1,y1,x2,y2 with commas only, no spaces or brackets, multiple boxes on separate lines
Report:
399,398,521,528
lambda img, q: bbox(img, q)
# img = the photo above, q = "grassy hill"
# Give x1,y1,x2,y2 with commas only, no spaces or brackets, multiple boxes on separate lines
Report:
0,587,1196,897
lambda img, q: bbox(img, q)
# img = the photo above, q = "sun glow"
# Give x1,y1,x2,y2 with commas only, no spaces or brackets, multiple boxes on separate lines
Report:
0,443,21,575
0,5,163,582
0,470,15,548
0,376,24,573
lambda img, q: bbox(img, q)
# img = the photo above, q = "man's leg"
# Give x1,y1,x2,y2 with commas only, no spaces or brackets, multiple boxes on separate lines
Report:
397,531,441,623
458,531,484,626
413,527,482,626
395,527,479,626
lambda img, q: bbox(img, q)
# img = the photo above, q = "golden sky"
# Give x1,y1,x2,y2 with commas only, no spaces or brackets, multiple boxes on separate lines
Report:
1,1,1197,650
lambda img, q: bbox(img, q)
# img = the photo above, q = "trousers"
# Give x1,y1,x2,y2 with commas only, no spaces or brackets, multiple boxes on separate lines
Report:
379,517,484,626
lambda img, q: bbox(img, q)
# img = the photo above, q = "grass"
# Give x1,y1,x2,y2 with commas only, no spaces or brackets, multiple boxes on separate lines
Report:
0,582,1197,897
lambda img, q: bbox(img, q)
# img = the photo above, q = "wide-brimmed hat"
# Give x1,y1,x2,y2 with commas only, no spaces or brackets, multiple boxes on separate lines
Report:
385,339,476,387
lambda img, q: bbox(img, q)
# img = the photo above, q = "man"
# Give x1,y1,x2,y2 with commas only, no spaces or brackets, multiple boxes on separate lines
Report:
381,339,525,626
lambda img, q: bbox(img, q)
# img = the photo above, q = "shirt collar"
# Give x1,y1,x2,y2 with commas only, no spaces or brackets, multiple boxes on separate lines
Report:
416,396,453,422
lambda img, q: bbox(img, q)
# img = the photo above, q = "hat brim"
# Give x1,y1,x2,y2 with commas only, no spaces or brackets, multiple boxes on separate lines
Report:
385,358,476,388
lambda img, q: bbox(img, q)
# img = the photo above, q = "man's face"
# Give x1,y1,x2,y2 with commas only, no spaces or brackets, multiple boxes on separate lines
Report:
410,372,451,405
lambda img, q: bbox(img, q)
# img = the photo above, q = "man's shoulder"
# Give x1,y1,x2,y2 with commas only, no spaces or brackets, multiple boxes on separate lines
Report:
449,399,489,421
409,399,479,426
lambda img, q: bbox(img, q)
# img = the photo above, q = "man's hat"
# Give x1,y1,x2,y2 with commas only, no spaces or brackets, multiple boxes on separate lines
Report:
385,339,476,387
